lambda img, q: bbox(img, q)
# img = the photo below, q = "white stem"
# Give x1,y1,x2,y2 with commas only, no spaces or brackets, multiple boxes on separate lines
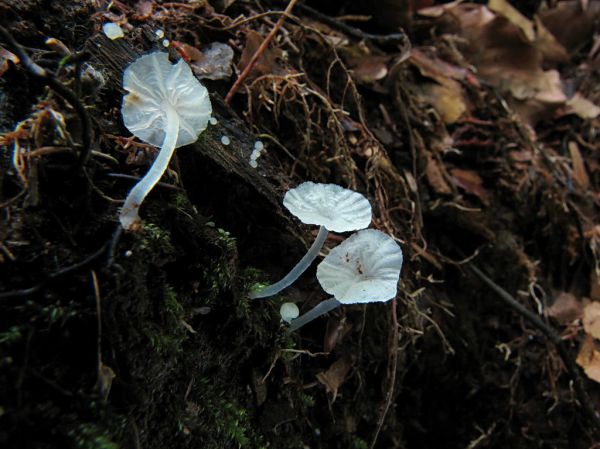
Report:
249,226,329,299
287,298,341,332
119,105,179,231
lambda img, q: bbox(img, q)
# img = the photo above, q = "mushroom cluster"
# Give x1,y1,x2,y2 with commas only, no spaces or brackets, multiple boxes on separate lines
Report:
251,181,404,331
249,181,372,299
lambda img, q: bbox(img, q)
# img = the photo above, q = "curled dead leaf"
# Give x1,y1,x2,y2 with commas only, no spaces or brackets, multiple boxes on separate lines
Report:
583,301,600,339
568,141,590,189
564,93,600,119
0,47,19,77
547,291,582,324
316,355,354,401
450,168,490,205
576,335,600,384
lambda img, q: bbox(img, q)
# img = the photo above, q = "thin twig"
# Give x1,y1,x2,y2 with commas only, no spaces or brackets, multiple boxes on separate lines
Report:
0,241,110,301
0,25,94,167
295,2,409,47
224,0,299,104
469,264,600,433
370,297,399,449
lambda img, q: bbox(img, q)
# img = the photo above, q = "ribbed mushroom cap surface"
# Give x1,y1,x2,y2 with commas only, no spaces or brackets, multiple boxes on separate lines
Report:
317,229,403,304
283,182,372,233
122,52,212,147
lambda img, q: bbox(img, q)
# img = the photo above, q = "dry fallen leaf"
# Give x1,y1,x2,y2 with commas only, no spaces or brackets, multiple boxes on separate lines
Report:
488,0,534,41
576,335,600,384
238,30,283,76
450,168,490,205
539,1,600,52
0,47,19,77
547,291,583,324
568,141,590,189
409,50,470,123
316,355,354,400
425,150,453,195
564,93,600,119
591,270,600,302
347,55,389,83
583,301,600,339
429,2,571,125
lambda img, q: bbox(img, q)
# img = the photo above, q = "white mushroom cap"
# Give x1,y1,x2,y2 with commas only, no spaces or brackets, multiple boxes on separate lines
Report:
280,302,300,323
122,52,211,148
316,229,403,304
282,182,372,233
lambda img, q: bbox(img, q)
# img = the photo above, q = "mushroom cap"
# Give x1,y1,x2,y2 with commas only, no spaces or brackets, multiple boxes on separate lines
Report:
283,182,372,233
122,52,212,148
316,229,403,304
280,302,300,323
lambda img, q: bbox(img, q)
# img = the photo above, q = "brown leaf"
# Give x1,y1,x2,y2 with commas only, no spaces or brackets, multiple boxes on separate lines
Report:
347,55,389,83
409,49,470,83
564,93,600,119
547,291,583,324
576,335,600,384
488,0,534,42
583,301,600,339
316,355,354,400
539,1,600,52
238,30,282,76
591,270,600,302
0,47,19,77
450,168,490,205
568,141,590,189
415,79,468,124
425,151,452,195
532,16,568,63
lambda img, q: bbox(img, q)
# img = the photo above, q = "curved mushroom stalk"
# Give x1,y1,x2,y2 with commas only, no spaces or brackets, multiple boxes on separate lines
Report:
119,52,211,231
287,298,341,332
250,182,372,300
120,105,179,230
249,225,328,299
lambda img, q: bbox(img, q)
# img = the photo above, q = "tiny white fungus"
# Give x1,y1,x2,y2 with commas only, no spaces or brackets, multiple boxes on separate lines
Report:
162,39,170,47
221,135,231,145
280,302,300,323
103,23,124,40
249,160,258,168
254,140,264,151
209,117,218,125
155,29,164,39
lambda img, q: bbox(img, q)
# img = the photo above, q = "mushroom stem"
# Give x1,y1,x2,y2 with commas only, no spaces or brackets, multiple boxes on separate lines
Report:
119,104,180,230
249,225,329,299
287,298,341,332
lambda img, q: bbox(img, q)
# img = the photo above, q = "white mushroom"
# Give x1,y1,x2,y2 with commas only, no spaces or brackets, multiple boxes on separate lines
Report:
249,182,372,299
120,52,212,230
288,229,403,331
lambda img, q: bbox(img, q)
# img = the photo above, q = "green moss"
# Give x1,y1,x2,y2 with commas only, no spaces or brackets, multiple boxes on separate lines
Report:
352,436,369,449
141,284,186,356
199,393,261,448
69,423,119,449
0,326,22,344
136,223,176,263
